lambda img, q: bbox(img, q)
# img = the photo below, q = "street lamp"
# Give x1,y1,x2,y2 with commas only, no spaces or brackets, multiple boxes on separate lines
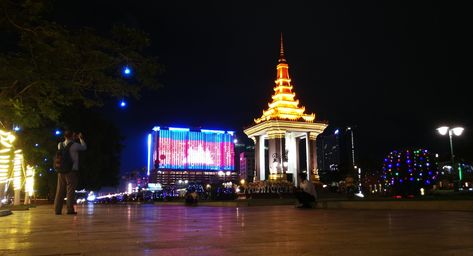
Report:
436,126,464,191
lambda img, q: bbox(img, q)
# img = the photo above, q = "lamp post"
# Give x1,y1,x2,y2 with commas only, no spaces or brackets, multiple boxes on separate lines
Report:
436,126,464,191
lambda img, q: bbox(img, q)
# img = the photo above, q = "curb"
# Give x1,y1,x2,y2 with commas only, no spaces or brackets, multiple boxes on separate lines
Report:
0,209,12,217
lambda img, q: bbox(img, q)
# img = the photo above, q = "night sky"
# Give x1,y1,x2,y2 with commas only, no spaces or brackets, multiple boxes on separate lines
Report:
55,1,472,172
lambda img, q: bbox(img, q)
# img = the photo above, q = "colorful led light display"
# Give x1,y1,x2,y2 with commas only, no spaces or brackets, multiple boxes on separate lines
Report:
382,148,439,196
156,128,234,171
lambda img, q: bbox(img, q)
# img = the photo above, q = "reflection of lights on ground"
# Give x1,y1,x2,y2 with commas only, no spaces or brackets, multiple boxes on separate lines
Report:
355,192,364,198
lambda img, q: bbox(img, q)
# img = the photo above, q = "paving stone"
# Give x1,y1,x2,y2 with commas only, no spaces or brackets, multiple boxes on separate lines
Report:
0,204,472,255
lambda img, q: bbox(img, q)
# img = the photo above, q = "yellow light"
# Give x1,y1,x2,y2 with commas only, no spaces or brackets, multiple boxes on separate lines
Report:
0,130,14,184
25,165,35,196
13,150,23,191
254,43,318,124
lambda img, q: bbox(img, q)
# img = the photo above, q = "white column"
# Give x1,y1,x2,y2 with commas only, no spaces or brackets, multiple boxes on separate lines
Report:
286,132,297,186
306,132,312,181
259,136,266,180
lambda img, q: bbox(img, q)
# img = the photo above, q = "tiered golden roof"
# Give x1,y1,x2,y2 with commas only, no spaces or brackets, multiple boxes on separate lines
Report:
254,35,315,124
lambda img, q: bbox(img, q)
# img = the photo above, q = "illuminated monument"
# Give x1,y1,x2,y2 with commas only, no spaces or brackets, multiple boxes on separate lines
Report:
244,35,327,185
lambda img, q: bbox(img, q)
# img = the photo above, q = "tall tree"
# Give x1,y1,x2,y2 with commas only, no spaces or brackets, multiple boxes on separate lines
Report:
0,0,162,129
0,0,163,193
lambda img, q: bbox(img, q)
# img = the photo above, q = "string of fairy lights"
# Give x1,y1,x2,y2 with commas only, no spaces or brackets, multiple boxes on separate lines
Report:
382,148,439,195
0,129,36,206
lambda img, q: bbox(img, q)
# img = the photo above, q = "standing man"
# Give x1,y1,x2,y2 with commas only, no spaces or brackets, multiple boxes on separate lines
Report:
295,172,317,208
54,130,87,215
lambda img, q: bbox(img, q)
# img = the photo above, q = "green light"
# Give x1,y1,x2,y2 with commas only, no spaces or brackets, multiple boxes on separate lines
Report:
458,166,463,181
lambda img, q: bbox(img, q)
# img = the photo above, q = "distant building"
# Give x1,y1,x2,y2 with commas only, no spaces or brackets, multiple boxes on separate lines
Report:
147,126,236,185
316,127,356,183
239,151,255,181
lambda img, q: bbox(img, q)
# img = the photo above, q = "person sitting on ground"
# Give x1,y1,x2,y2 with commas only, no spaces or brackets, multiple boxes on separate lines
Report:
295,173,317,208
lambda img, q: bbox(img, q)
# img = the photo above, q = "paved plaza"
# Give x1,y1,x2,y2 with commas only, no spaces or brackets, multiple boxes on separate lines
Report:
1,204,473,256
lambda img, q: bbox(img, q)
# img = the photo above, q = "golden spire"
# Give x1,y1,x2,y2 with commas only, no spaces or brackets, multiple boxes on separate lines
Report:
279,33,286,63
254,35,315,124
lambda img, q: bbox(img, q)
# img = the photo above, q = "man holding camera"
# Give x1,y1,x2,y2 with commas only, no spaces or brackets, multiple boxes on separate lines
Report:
54,130,87,215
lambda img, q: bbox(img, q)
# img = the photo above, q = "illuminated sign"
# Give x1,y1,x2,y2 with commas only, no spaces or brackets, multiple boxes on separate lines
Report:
155,128,234,171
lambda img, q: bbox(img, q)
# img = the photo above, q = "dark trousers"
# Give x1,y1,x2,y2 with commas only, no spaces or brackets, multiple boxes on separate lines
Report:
295,191,316,207
54,171,78,214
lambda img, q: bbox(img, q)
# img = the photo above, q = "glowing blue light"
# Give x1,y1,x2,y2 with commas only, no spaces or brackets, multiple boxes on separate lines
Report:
227,131,234,136
55,130,61,136
147,133,152,176
13,126,20,132
201,129,225,134
119,100,127,108
334,129,339,135
87,192,96,202
152,126,160,132
122,66,132,77
169,127,190,132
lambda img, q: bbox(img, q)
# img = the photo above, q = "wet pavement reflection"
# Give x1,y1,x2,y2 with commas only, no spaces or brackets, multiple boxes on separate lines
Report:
1,204,472,255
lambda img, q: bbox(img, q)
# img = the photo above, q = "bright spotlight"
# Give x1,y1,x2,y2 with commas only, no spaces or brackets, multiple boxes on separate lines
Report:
452,127,464,136
436,126,449,135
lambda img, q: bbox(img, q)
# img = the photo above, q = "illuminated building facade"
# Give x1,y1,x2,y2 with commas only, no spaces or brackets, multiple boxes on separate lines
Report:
244,35,327,186
147,127,235,185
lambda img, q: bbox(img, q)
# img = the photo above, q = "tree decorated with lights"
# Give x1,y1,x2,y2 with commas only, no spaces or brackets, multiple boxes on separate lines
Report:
382,149,439,196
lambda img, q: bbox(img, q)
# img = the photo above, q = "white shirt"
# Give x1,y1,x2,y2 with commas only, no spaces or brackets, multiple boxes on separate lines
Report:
300,180,317,198
58,139,87,171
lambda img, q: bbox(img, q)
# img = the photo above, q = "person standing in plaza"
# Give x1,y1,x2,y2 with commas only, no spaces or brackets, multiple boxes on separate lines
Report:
54,130,87,215
295,172,317,208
